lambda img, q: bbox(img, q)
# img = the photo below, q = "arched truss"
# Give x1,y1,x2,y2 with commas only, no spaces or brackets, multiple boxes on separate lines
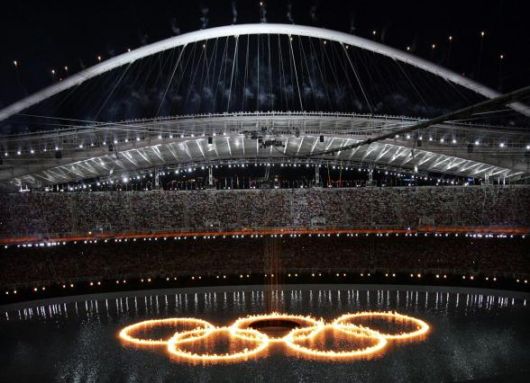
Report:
1,113,527,187
1,23,529,123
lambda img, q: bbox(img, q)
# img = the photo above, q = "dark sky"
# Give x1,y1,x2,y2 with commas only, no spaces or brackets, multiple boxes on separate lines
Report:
1,0,529,107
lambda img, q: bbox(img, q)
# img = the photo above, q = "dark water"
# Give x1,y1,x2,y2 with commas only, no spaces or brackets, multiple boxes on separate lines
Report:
1,284,529,382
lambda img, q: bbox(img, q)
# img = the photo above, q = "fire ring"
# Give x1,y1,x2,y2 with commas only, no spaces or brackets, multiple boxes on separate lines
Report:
332,311,430,340
118,317,215,347
167,326,270,363
283,324,388,360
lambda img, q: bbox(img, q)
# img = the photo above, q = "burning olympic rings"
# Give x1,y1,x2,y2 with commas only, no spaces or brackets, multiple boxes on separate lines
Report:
118,312,430,364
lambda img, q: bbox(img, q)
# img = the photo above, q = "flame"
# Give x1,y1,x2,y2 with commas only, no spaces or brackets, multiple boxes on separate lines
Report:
332,311,430,341
118,317,214,347
230,312,323,341
284,324,388,361
118,311,430,364
167,327,270,364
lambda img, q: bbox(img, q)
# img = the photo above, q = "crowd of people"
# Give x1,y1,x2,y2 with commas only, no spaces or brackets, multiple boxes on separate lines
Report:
1,236,528,289
0,185,528,238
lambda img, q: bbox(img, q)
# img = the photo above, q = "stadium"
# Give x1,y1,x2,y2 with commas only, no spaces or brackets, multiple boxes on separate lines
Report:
1,1,529,382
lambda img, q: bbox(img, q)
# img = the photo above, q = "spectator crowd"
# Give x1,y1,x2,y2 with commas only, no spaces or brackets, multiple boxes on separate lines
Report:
0,185,528,238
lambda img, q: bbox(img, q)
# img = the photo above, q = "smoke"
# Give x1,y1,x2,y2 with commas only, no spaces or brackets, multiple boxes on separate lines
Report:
138,31,149,46
349,13,356,33
410,35,418,52
131,90,150,106
381,26,390,43
200,6,209,29
310,2,319,24
257,91,275,107
244,87,254,98
190,91,201,108
170,17,181,35
259,1,267,23
231,1,238,24
202,86,214,99
106,43,117,57
286,2,294,24
384,93,447,117
332,87,346,105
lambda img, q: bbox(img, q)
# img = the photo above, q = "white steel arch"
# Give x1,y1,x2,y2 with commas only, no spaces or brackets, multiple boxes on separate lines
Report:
1,23,529,122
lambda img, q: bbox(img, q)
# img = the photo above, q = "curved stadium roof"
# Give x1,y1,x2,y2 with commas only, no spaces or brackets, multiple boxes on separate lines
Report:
0,24,529,187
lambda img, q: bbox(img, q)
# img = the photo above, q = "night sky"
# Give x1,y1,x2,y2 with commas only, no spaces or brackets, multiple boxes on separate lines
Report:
1,0,529,108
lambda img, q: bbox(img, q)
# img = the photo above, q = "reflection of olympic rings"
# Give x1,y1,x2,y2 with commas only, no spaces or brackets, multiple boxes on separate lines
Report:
118,311,430,364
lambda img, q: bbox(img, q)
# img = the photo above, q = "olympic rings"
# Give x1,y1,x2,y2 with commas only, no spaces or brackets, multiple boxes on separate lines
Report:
118,311,430,364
